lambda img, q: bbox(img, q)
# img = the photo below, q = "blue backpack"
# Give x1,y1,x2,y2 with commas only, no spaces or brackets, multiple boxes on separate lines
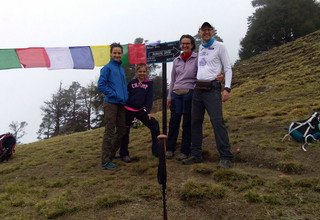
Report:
283,112,320,151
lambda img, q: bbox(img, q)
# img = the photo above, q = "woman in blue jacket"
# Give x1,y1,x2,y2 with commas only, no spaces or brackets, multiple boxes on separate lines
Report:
98,43,128,170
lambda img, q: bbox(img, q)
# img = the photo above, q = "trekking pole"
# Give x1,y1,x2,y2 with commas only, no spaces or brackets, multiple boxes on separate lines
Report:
157,134,168,220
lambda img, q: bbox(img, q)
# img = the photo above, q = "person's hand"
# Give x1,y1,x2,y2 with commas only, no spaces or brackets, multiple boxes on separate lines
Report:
147,114,153,120
167,99,171,108
221,90,230,102
216,73,224,82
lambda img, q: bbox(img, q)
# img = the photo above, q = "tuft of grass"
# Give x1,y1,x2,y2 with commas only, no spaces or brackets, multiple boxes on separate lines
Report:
277,161,304,174
275,178,293,188
96,194,131,208
262,194,283,205
9,193,26,207
130,163,151,175
237,177,265,192
244,191,263,203
313,185,320,192
35,190,79,219
192,164,214,175
180,180,227,200
245,191,283,205
48,178,73,188
213,169,249,182
293,178,320,193
131,184,161,200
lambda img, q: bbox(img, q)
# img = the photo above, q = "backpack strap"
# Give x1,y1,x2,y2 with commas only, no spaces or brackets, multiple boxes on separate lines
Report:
282,122,305,141
283,113,319,141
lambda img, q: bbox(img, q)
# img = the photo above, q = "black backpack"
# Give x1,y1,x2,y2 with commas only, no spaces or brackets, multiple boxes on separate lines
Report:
282,112,320,151
0,133,16,162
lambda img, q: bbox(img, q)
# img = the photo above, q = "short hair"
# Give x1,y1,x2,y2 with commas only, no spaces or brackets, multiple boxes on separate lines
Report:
179,34,196,51
110,42,123,53
135,63,148,72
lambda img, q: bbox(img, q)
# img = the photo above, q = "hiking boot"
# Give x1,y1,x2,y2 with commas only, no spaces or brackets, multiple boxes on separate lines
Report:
102,161,117,170
182,156,203,165
176,153,188,161
121,156,131,163
165,151,174,159
217,159,232,169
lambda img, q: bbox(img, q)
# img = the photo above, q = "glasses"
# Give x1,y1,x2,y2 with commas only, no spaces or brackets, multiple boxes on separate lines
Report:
201,28,213,32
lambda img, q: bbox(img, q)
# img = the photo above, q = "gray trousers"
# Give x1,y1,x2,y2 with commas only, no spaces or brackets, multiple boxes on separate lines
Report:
101,102,126,164
191,82,233,160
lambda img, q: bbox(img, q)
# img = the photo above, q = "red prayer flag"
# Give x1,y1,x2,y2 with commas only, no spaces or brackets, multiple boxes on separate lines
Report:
128,44,146,64
16,48,50,68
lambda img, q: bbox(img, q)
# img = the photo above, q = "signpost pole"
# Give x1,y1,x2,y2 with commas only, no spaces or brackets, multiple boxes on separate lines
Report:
146,41,179,220
162,62,167,135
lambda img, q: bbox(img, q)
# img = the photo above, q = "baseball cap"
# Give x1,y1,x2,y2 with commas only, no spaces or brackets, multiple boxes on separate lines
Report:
200,22,213,30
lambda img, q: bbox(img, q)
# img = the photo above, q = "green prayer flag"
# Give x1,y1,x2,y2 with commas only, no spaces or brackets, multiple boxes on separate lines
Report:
0,49,21,70
121,44,129,67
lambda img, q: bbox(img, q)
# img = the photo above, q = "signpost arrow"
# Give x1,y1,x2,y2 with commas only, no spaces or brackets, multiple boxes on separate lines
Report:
146,41,180,64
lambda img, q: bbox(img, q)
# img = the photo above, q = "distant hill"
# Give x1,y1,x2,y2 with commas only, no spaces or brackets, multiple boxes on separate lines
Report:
0,30,319,219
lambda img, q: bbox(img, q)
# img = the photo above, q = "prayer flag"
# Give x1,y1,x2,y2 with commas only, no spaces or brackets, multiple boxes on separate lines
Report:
0,49,21,70
45,47,74,70
16,48,50,68
128,44,146,64
121,44,129,67
90,45,110,66
69,46,94,69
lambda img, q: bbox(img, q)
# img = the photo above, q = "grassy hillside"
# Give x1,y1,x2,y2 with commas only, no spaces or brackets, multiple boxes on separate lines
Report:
1,30,320,219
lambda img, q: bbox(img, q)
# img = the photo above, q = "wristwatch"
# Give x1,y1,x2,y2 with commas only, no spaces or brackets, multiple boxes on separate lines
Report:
224,87,231,93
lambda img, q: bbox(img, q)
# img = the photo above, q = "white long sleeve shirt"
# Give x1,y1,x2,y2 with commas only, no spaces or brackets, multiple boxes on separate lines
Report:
197,41,232,88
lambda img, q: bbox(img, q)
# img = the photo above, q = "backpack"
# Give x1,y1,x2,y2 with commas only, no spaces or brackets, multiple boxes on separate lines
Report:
0,133,16,162
282,112,320,151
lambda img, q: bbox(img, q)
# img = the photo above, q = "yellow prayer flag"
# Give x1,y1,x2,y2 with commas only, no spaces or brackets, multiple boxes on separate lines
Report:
90,45,110,66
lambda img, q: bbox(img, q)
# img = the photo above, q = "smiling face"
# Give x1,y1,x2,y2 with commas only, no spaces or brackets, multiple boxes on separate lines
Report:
200,27,214,43
180,37,193,53
110,47,123,62
136,65,147,81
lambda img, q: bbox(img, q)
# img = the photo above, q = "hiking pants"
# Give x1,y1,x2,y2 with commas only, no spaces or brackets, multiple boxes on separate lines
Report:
190,81,233,160
101,102,126,164
167,91,193,155
120,109,160,157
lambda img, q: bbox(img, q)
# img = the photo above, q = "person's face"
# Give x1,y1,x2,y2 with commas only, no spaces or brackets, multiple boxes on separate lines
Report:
111,47,122,62
180,38,193,53
200,27,214,42
136,66,147,81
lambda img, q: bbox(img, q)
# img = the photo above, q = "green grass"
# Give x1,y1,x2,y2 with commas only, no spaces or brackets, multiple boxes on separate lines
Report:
0,30,320,219
180,180,227,200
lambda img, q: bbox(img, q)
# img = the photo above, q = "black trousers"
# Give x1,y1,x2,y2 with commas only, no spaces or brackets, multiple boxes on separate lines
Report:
191,81,233,160
120,109,160,157
167,91,193,155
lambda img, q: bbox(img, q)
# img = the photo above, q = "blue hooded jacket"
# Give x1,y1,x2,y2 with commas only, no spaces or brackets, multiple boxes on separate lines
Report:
98,59,128,104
